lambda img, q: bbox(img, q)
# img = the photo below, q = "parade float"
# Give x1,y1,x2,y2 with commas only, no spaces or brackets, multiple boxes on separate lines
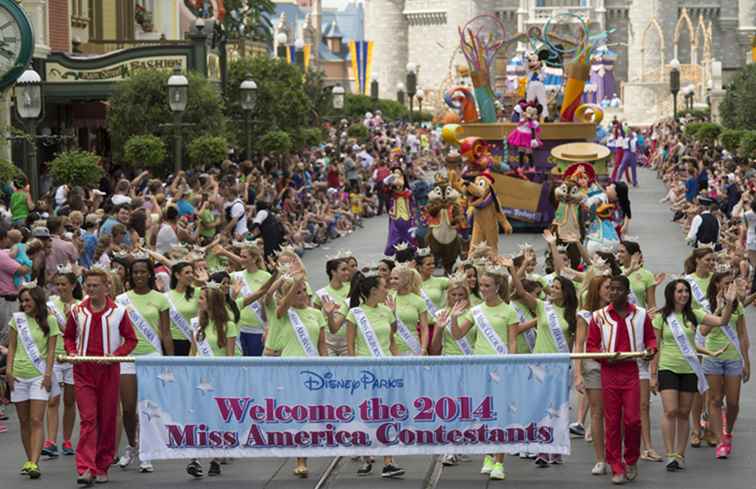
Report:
441,13,612,230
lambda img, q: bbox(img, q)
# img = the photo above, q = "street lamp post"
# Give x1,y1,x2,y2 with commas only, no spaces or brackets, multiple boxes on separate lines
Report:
669,58,680,120
370,79,379,101
416,88,424,117
240,75,258,161
396,82,405,107
294,38,305,69
406,62,417,119
15,69,43,200
167,67,189,173
332,85,345,111
276,32,288,60
684,84,695,110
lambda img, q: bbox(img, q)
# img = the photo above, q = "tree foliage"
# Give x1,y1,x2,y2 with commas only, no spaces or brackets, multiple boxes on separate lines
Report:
684,122,704,139
258,130,292,155
188,135,229,168
49,151,104,188
720,129,746,154
0,159,21,185
342,94,410,121
123,134,167,169
107,69,227,162
720,64,756,130
347,123,369,142
739,131,756,160
694,123,722,145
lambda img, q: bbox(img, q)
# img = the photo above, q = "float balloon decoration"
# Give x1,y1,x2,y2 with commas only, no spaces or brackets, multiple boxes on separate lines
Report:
458,14,506,123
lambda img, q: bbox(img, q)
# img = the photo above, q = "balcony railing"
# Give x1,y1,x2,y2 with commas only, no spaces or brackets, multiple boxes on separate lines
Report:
531,6,593,22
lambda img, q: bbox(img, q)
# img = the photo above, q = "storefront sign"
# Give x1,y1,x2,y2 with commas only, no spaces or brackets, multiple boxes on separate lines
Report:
46,55,187,83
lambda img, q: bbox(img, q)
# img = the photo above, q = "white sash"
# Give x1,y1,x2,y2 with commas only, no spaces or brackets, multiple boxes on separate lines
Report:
471,305,508,355
513,303,536,351
235,272,266,324
47,300,67,331
685,275,710,348
420,289,439,316
116,293,162,352
627,289,639,305
14,312,48,374
666,314,709,393
288,309,319,357
720,322,744,363
350,307,385,357
165,293,195,341
544,302,570,353
438,311,473,355
394,315,422,355
191,318,214,357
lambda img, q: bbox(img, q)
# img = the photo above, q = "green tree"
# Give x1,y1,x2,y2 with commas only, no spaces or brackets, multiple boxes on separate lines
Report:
0,159,21,185
303,69,332,126
739,131,756,160
720,64,756,130
720,129,746,153
258,130,292,156
342,94,410,121
694,123,722,145
124,134,167,169
49,151,104,188
222,0,275,43
347,123,369,142
684,122,704,139
107,69,227,162
188,135,229,168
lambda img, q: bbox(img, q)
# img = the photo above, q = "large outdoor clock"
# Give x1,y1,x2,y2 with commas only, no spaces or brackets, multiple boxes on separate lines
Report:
0,0,33,91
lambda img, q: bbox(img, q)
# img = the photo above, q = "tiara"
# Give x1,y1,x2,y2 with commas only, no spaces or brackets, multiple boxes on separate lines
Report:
393,241,410,252
89,265,110,275
208,265,227,275
714,263,731,274
112,250,130,259
452,257,466,272
622,235,639,242
131,250,150,261
57,263,74,274
699,242,717,250
204,280,224,290
337,249,354,259
591,256,608,269
20,279,37,289
447,270,468,289
185,252,205,263
360,262,381,278
469,241,490,257
484,264,509,277
275,244,297,257
556,244,569,253
232,240,259,250
415,247,432,258
518,242,534,251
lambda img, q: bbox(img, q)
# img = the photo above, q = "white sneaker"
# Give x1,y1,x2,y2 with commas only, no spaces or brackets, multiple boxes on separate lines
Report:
592,462,608,475
480,455,495,475
441,454,457,466
489,462,507,481
138,460,154,473
118,446,136,468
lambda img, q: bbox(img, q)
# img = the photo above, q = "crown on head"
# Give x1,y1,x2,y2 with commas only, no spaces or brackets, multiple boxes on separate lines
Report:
447,270,468,289
360,261,381,278
415,247,432,258
57,263,74,274
556,244,569,253
714,262,731,274
622,235,639,243
393,241,410,252
452,257,466,272
112,250,130,259
275,244,297,257
337,249,354,259
484,263,509,277
204,280,224,290
699,242,717,250
131,250,150,261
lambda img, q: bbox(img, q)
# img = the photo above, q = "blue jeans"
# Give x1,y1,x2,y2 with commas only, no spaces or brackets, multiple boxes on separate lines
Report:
239,331,264,357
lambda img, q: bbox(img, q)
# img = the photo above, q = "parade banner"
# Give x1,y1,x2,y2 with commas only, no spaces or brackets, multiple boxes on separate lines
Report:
136,355,571,460
349,40,374,95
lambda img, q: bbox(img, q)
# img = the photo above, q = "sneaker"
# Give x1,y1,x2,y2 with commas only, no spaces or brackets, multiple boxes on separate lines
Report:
42,441,59,457
480,455,495,474
549,454,563,464
95,474,109,484
357,461,372,476
722,433,733,457
0,422,7,433
381,464,405,479
665,455,679,472
76,470,94,486
118,446,136,468
441,454,457,466
611,473,626,485
585,430,593,443
138,461,154,473
625,464,638,481
20,461,32,475
186,460,203,478
456,454,472,463
674,454,685,470
569,422,586,437
715,443,728,459
27,463,40,479
489,463,506,481
62,441,75,456
592,462,608,475
535,455,549,468
208,461,221,477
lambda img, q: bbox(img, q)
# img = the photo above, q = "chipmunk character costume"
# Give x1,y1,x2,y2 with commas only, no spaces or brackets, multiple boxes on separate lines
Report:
424,176,466,274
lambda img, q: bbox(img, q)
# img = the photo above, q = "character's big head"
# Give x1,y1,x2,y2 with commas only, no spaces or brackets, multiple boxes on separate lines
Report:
390,167,407,190
466,172,494,199
459,137,488,162
527,52,542,71
429,176,461,204
554,180,582,203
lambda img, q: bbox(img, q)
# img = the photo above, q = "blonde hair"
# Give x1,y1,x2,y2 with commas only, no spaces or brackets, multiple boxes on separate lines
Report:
445,272,470,304
394,263,422,295
481,271,509,301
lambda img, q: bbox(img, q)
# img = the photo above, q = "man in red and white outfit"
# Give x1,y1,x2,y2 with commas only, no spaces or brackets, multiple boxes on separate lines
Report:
587,275,657,485
63,269,136,485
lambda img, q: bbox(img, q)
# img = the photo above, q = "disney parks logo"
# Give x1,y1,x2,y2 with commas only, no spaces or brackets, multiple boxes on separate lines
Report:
299,370,404,394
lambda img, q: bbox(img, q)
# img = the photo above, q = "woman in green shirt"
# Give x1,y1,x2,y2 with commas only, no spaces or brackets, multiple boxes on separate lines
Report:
389,264,429,355
430,272,474,357
416,250,449,314
323,270,405,479
232,244,272,357
6,285,60,479
10,177,33,225
45,269,82,458
451,268,520,481
650,279,734,472
700,272,750,459
463,263,483,305
313,257,352,356
165,261,199,356
117,258,172,473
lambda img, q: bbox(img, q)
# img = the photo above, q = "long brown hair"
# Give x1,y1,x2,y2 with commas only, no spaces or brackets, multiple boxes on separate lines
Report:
583,276,611,312
684,248,713,275
20,287,50,336
202,288,229,348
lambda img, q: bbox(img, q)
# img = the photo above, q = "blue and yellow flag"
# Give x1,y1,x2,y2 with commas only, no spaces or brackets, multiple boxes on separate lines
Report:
349,40,373,95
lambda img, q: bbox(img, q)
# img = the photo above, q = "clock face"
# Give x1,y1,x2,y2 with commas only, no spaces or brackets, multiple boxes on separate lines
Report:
0,6,23,75
0,0,32,91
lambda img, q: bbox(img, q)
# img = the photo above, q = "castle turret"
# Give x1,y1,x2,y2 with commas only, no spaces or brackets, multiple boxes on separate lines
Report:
365,0,408,98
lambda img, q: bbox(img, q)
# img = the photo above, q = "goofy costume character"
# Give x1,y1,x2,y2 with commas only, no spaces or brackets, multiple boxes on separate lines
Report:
384,167,415,255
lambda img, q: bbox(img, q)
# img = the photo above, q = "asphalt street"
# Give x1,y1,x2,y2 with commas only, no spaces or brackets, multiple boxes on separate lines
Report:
1,169,754,488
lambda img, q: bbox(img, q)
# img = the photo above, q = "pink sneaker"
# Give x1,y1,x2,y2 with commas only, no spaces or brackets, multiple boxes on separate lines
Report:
722,433,733,457
0,422,7,433
715,443,728,459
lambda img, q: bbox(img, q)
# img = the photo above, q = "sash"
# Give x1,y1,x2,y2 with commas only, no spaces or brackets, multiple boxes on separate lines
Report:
394,315,422,355
544,302,570,353
288,309,319,357
685,275,710,348
236,272,266,325
471,305,508,355
165,293,194,341
116,293,162,352
191,318,214,357
720,322,744,363
627,289,639,305
47,300,67,331
512,303,536,351
666,314,709,393
438,311,473,355
420,289,439,316
14,312,48,375
350,307,385,357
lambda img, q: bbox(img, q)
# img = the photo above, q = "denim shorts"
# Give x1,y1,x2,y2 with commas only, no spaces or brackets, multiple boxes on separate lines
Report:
702,358,743,377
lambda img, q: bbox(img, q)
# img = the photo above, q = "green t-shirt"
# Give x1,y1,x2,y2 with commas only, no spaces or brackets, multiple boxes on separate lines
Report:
165,289,200,340
199,209,218,239
469,292,483,306
533,299,571,354
10,191,29,222
439,306,476,356
49,296,75,357
203,320,239,357
313,282,350,337
125,290,169,356
460,302,518,355
234,269,272,331
704,304,744,362
392,292,428,354
10,313,60,379
346,303,395,357
421,277,449,311
624,267,655,308
205,252,229,275
510,299,535,353
266,306,325,357
653,309,707,374
687,273,712,311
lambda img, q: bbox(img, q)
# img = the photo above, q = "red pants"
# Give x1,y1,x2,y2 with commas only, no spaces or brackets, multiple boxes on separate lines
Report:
610,148,630,182
601,372,641,475
73,363,120,476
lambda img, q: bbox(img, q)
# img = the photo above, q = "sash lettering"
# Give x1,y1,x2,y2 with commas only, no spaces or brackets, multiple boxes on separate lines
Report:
165,294,195,341
513,304,536,351
666,314,709,393
686,275,710,348
288,309,319,357
14,312,48,374
420,289,438,316
394,315,422,355
544,302,570,353
234,272,266,326
191,318,214,357
47,300,67,331
438,311,473,355
116,293,162,353
350,307,385,357
471,305,508,355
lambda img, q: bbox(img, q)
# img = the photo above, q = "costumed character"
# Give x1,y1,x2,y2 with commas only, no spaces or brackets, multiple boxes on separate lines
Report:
552,180,584,244
507,104,543,169
424,176,466,274
585,202,620,255
511,99,528,123
383,167,415,255
411,180,432,247
444,86,479,123
459,137,495,178
463,170,512,252
525,52,550,120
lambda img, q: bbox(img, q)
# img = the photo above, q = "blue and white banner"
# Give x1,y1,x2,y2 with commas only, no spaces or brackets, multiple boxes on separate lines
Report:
136,355,571,460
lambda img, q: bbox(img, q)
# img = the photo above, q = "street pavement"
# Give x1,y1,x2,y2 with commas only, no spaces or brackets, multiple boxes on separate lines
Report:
2,168,755,488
